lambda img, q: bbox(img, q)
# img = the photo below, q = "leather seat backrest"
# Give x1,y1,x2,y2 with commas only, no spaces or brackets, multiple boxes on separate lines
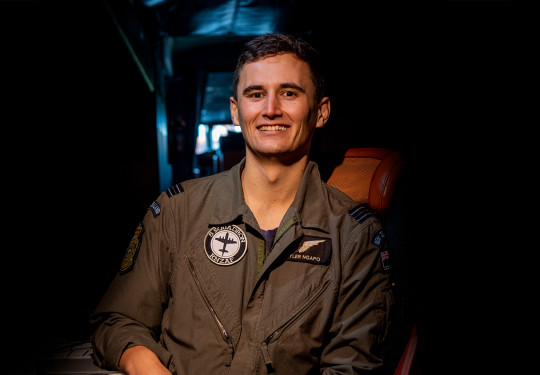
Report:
326,148,405,215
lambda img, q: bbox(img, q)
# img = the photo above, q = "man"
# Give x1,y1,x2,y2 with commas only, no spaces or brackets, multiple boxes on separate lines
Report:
90,33,393,374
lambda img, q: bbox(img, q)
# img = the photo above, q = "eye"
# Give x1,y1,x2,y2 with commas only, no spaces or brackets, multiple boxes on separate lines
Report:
283,90,297,98
247,92,264,99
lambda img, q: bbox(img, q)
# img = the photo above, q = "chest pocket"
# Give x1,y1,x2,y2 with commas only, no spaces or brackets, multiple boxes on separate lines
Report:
260,254,335,340
258,261,334,373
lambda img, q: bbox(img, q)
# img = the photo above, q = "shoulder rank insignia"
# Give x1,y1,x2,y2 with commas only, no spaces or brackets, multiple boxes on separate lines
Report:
166,183,184,198
119,222,144,274
349,204,374,224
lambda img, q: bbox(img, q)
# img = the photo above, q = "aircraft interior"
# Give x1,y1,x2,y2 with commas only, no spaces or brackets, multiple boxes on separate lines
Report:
3,1,538,374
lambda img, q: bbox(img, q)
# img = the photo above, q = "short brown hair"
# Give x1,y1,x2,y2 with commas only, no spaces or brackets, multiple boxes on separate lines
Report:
233,33,325,102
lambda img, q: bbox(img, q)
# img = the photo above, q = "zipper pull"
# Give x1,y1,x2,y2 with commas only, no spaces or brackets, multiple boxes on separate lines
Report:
261,340,275,373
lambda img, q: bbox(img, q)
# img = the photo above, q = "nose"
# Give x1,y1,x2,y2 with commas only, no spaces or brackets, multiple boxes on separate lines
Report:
262,93,283,119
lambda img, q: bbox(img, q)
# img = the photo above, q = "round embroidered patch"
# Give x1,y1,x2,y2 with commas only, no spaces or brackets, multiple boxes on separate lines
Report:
204,225,247,266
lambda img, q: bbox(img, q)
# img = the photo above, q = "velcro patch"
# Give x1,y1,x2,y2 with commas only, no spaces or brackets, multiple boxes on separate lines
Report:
372,229,391,274
204,225,248,266
372,230,386,247
287,236,331,265
119,222,144,274
349,204,373,224
148,201,161,218
380,249,391,274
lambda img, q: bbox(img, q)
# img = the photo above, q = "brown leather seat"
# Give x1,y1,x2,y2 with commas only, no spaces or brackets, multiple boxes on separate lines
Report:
327,148,405,215
327,148,418,375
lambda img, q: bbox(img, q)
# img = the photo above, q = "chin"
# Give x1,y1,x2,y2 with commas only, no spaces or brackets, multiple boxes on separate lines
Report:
253,142,290,155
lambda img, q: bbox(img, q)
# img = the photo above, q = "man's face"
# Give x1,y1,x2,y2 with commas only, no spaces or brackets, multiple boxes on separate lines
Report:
230,53,330,161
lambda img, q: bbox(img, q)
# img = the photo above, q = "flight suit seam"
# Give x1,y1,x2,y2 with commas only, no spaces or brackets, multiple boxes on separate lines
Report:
163,194,179,285
342,218,378,260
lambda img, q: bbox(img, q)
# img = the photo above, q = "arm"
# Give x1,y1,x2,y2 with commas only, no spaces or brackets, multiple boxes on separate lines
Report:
321,219,394,374
90,194,176,371
119,346,171,375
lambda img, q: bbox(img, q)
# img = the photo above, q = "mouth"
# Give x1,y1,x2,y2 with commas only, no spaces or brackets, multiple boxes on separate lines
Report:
257,125,289,131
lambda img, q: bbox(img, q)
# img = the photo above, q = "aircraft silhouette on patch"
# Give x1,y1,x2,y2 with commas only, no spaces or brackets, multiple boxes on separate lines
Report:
215,232,238,256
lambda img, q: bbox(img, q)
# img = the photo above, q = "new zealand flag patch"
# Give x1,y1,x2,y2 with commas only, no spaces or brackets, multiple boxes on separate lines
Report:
372,230,391,274
287,236,332,265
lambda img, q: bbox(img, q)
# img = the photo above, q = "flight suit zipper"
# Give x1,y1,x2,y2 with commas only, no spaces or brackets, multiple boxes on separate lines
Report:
260,276,331,372
187,259,234,360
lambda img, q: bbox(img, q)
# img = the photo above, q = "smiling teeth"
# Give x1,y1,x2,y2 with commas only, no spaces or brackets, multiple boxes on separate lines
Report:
260,125,287,131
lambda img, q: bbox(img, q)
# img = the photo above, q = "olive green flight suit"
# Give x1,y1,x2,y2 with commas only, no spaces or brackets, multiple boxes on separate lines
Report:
90,160,393,374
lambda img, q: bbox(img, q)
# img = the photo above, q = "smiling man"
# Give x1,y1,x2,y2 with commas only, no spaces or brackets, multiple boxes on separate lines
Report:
90,33,393,375
230,47,330,231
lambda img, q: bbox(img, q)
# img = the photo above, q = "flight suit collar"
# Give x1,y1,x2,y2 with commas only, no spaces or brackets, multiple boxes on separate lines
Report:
252,161,331,286
208,159,250,226
288,160,330,234
208,159,330,234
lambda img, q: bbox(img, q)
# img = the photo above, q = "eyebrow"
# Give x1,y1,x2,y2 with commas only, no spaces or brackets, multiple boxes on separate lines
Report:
242,85,264,96
242,82,305,96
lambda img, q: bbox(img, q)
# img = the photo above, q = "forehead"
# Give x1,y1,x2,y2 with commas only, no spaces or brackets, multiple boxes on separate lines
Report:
238,53,314,90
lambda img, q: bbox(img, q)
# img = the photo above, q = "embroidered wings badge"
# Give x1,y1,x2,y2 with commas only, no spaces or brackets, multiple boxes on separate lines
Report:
288,236,331,265
297,239,326,253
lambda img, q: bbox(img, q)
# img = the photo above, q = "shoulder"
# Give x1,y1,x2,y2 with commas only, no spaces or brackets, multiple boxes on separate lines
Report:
149,169,234,215
323,182,377,225
322,181,356,211
162,169,232,200
322,182,381,248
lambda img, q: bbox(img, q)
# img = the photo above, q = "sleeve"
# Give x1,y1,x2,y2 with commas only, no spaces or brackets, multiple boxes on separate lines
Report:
320,218,394,374
89,193,177,371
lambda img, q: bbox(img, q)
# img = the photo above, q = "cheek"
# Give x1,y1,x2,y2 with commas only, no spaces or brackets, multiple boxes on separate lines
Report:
296,107,317,130
237,103,259,122
288,100,314,123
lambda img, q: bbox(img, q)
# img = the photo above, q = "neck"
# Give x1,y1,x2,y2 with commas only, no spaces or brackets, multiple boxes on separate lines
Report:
242,153,308,230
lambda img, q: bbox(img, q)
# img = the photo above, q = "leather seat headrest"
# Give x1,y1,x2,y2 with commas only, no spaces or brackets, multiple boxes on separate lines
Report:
326,148,404,215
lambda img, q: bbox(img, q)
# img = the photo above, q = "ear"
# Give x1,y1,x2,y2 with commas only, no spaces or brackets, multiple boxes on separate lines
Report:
315,97,331,128
230,97,240,126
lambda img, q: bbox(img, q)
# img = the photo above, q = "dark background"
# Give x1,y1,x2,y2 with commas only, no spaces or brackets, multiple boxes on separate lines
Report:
3,0,538,374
